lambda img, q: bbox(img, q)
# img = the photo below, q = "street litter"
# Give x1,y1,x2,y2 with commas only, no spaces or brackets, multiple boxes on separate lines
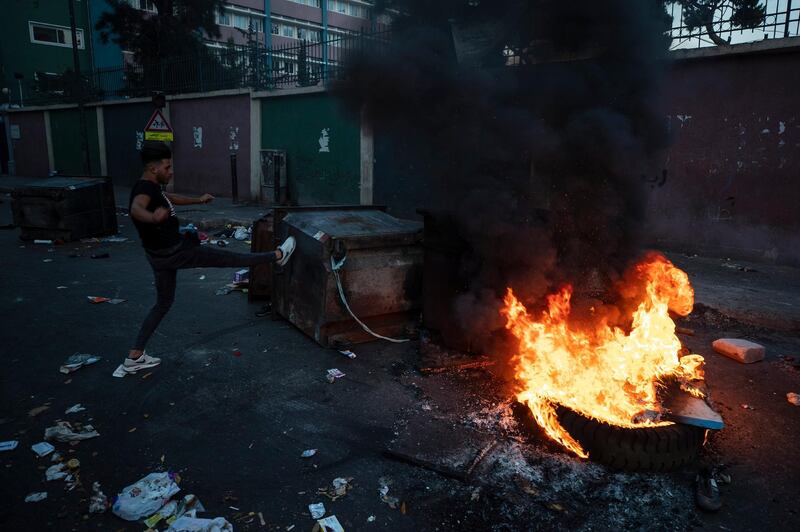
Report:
309,502,326,519
60,353,101,373
87,296,111,304
89,482,108,513
234,226,250,240
199,275,206,280
740,404,755,410
32,442,55,457
301,449,317,458
167,516,233,532
46,463,68,481
25,492,47,503
90,253,110,259
144,501,177,527
233,269,249,283
313,515,345,532
112,471,181,521
43,258,54,263
215,283,244,296
339,350,357,359
101,236,128,243
34,239,53,245
379,477,400,509
56,286,68,289
0,440,18,451
787,392,800,406
326,368,346,383
318,477,353,501
29,404,50,417
65,404,86,414
367,515,376,522
44,421,100,442
108,298,127,305
174,494,205,519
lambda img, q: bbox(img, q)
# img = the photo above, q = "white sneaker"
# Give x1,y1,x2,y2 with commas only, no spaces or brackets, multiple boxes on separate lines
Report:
276,236,296,267
123,353,161,373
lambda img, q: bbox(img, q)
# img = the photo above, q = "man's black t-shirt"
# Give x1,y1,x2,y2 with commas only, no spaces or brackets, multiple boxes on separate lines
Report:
129,179,181,250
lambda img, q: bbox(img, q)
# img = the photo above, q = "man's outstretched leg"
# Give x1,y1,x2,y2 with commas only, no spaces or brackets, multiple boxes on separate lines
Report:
178,236,295,270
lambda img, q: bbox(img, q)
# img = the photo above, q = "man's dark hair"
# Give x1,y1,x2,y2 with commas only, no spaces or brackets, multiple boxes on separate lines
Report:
141,142,172,166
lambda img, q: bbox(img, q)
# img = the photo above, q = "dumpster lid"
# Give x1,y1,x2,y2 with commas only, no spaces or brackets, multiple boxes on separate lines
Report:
283,209,421,240
3,177,108,193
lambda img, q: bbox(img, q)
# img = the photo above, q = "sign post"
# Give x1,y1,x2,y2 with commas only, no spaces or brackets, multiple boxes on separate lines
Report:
144,109,174,142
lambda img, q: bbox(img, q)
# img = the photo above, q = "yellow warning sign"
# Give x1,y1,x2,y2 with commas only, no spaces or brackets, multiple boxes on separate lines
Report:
144,109,174,142
145,131,174,141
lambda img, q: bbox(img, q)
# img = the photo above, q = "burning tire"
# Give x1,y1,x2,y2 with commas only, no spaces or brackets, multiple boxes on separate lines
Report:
557,407,706,472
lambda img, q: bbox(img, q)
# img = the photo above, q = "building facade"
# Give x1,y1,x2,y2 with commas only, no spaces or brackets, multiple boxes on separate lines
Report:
0,0,94,107
1,0,383,107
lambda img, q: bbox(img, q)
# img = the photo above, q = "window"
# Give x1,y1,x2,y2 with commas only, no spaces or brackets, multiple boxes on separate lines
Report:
124,0,157,12
218,9,264,32
233,14,249,30
216,10,231,26
297,27,320,42
272,21,321,42
29,22,84,49
327,1,369,19
287,0,321,7
278,60,296,74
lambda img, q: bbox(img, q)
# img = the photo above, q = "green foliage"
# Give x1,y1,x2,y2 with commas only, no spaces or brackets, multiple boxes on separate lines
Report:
95,0,225,64
676,0,767,38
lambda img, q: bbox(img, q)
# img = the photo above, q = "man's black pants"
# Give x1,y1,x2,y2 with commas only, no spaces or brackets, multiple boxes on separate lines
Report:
133,237,278,351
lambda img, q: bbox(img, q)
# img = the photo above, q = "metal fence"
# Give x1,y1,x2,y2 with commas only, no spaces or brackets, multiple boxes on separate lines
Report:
669,0,800,49
12,30,391,107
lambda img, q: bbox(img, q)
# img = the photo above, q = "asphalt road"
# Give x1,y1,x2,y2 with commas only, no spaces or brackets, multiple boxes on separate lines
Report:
0,211,798,531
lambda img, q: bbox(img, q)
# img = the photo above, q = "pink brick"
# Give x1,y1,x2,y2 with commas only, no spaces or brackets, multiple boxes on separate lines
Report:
712,338,765,364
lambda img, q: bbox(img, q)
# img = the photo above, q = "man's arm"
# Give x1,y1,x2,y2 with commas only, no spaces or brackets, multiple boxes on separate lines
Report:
165,193,214,205
131,194,170,224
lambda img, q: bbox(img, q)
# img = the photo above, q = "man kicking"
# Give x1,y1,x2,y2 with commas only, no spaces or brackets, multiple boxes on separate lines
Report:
118,141,295,376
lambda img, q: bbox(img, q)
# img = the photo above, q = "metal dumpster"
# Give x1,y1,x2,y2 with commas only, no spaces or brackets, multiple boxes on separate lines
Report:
272,207,423,347
11,177,117,241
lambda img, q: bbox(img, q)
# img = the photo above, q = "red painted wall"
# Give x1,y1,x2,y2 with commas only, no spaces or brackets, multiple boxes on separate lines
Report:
169,94,252,199
645,45,800,265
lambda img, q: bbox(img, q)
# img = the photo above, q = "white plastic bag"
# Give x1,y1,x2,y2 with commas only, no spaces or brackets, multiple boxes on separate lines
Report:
167,516,233,532
112,472,180,521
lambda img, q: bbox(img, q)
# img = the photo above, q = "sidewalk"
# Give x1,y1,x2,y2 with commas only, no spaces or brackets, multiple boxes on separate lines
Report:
667,252,800,332
4,179,798,333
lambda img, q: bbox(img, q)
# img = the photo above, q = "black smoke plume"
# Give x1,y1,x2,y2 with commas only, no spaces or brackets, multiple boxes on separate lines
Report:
336,0,673,353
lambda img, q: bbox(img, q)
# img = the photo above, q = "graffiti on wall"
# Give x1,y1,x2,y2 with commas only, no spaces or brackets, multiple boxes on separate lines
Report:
193,126,203,149
318,128,330,153
229,126,239,153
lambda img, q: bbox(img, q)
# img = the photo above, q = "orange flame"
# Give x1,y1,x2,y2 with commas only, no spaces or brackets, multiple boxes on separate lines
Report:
502,253,704,458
